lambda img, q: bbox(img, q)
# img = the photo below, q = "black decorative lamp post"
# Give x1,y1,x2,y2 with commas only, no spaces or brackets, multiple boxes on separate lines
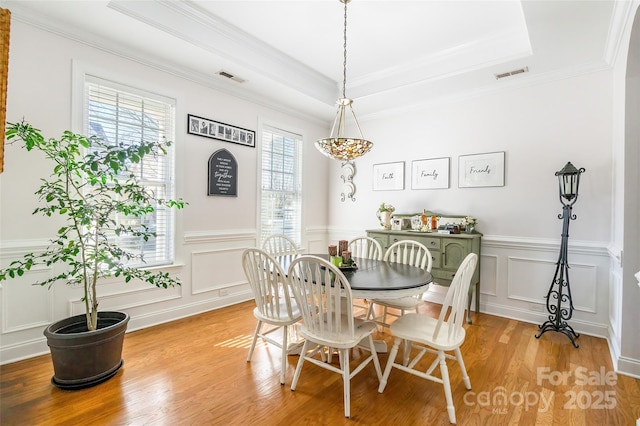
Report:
536,162,585,348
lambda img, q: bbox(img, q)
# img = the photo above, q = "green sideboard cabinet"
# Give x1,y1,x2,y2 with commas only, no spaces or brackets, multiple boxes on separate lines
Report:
366,229,481,323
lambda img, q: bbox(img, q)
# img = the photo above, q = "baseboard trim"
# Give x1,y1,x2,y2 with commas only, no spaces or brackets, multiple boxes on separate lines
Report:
422,295,610,339
0,291,254,365
616,355,640,379
126,291,254,333
0,339,50,366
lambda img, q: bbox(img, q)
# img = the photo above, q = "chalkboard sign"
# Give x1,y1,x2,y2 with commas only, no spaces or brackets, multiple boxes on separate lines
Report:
208,149,237,196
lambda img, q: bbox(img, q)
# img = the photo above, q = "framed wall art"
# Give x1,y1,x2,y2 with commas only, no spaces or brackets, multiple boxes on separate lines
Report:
208,148,237,196
411,157,450,190
187,114,255,148
373,161,404,191
0,8,10,173
458,151,505,188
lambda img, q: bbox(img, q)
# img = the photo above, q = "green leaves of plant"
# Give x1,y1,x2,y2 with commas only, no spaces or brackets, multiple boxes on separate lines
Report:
0,121,187,330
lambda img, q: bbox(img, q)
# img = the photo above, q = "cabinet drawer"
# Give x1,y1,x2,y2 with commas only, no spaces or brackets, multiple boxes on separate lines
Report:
367,233,389,251
392,235,441,251
385,234,441,269
421,237,441,250
422,237,442,250
429,253,441,269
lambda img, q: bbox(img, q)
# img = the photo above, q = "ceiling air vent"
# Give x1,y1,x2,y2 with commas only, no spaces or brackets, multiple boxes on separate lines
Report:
216,70,246,83
495,66,529,80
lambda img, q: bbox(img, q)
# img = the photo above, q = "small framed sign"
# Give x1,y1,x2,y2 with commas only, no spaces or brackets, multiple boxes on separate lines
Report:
373,161,405,191
188,114,255,148
208,149,238,196
411,157,450,190
458,151,505,188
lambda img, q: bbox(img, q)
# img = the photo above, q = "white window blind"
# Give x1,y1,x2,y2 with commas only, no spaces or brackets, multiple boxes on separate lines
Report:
84,76,177,267
260,126,302,247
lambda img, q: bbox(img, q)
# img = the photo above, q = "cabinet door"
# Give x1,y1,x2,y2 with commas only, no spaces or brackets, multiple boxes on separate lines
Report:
442,239,471,271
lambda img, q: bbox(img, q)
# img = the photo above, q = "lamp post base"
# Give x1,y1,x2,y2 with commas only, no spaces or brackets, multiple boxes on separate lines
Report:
536,319,580,348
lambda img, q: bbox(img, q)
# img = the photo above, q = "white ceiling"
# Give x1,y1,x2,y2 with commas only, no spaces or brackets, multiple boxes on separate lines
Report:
2,0,631,123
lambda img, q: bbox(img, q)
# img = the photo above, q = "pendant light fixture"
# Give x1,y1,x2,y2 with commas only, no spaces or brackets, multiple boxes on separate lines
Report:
315,0,373,161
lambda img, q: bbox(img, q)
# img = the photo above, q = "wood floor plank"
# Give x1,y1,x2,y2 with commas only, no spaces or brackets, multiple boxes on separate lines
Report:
1,301,638,425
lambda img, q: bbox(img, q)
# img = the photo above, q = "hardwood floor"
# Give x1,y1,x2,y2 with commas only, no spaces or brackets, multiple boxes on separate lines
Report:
1,301,639,425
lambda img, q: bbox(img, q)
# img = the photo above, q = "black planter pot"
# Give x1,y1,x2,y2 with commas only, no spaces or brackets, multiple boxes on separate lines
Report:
43,311,130,390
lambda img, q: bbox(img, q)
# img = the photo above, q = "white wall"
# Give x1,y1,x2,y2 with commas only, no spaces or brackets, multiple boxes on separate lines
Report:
327,71,615,343
616,2,640,378
0,21,331,363
329,73,613,240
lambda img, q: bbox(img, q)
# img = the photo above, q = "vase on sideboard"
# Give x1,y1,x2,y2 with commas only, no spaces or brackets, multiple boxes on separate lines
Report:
377,210,392,229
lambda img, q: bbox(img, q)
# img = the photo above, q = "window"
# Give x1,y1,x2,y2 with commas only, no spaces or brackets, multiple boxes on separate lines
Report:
260,125,302,247
84,76,177,267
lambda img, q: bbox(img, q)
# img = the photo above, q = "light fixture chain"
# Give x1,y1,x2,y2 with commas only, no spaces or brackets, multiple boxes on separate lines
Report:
342,0,348,99
314,0,373,162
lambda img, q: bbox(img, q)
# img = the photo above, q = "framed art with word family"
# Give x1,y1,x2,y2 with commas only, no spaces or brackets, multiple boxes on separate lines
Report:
411,157,450,190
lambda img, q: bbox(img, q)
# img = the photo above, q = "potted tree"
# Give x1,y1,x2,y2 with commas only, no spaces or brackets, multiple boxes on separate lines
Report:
0,121,186,389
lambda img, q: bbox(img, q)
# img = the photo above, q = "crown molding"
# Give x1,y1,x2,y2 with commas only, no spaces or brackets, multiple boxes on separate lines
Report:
7,0,630,128
603,0,638,66
348,27,532,99
109,0,337,105
358,60,613,122
8,5,331,127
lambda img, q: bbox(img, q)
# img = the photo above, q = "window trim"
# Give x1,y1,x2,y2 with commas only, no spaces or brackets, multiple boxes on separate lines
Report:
256,117,304,248
71,60,183,268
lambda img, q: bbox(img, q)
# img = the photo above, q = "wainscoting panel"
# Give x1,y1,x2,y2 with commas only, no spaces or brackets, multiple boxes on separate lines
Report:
191,248,247,294
478,236,610,338
0,230,261,364
609,266,623,341
480,254,498,296
1,267,52,333
305,226,328,254
1,229,617,366
69,285,183,316
607,255,624,371
507,256,598,313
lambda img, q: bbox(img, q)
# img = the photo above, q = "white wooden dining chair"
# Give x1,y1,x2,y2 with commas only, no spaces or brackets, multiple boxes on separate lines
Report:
261,234,299,256
378,253,478,425
366,239,433,329
242,248,302,385
261,234,301,292
348,236,383,261
348,237,383,318
287,255,382,419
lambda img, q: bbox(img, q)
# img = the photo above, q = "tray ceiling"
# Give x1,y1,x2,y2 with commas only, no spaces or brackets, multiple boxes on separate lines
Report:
2,0,631,123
